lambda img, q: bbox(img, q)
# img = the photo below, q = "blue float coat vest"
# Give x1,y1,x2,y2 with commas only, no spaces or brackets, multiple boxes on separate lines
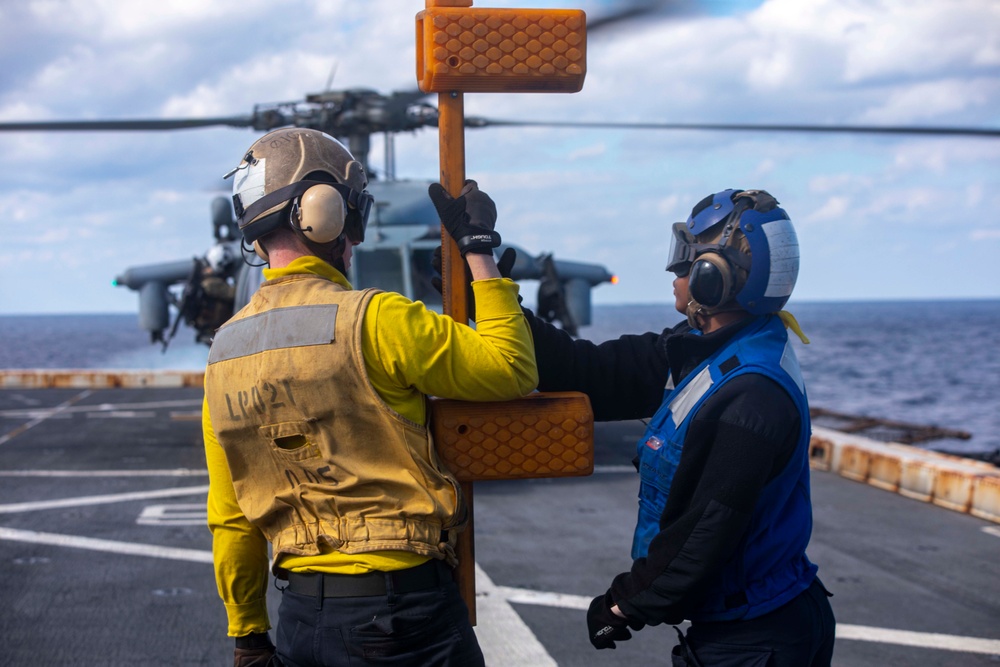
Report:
631,315,817,621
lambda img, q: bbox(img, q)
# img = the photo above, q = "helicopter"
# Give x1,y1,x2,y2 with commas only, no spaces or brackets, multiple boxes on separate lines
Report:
99,83,626,347
26,78,999,348
108,123,619,347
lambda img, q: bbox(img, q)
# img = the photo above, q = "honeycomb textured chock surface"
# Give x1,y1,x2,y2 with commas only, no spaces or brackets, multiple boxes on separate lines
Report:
417,8,587,93
431,391,594,481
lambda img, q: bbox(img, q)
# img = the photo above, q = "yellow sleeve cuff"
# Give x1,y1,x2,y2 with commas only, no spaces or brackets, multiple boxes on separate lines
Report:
224,598,271,638
471,277,523,319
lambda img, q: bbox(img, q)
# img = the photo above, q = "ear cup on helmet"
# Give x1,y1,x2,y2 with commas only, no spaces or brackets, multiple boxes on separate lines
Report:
295,184,347,243
688,253,733,308
252,239,269,262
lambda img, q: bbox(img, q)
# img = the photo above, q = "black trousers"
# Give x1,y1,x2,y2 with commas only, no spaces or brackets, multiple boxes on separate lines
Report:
274,564,485,667
672,578,836,667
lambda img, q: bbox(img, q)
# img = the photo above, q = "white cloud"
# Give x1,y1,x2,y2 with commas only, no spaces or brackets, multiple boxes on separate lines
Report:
838,1,1000,83
965,182,984,208
804,195,850,224
150,190,185,204
860,78,999,124
28,0,278,40
568,142,607,160
656,194,683,216
807,173,871,194
753,158,777,178
0,247,55,264
746,49,796,90
34,228,76,244
1,0,999,312
932,238,961,254
860,185,940,226
0,100,50,121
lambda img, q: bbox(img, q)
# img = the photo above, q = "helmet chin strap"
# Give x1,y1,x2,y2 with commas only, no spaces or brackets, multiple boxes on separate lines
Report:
329,252,348,276
686,298,746,331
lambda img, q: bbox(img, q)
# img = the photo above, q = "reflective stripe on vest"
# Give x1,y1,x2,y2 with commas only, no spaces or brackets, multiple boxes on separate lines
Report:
207,304,339,363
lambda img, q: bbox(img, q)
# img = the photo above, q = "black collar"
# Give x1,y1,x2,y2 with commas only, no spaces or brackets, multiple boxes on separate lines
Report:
664,315,759,385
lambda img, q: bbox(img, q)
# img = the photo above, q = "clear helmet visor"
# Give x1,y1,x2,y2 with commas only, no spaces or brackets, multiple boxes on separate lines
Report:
348,189,374,243
329,182,373,244
666,222,699,276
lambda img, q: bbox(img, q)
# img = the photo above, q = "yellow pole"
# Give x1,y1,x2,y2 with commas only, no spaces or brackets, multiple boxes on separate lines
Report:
438,92,470,324
437,89,477,625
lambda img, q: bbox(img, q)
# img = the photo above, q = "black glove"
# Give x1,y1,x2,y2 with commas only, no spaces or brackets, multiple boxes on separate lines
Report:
496,246,517,278
428,180,501,256
586,592,644,650
234,632,276,667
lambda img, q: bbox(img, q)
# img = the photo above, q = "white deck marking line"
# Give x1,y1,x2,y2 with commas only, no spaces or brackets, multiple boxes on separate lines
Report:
0,389,92,446
0,527,212,563
0,485,209,514
0,525,560,665
983,526,1000,539
836,624,1000,655
474,563,558,666
497,586,591,610
496,584,1000,656
0,398,202,419
0,469,208,477
593,464,636,474
493,603,1000,654
137,504,206,526
86,411,157,419
0,519,995,658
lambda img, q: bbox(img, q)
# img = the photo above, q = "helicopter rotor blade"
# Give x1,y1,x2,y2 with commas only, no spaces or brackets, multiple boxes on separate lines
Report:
0,116,255,132
586,0,686,32
465,117,1000,139
384,89,435,128
387,89,431,109
0,2,991,142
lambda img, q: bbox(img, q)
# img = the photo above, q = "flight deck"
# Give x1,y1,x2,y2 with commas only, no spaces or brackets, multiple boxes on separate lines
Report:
1,386,998,666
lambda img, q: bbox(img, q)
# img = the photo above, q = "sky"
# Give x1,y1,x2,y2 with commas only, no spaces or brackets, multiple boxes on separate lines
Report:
1,0,998,315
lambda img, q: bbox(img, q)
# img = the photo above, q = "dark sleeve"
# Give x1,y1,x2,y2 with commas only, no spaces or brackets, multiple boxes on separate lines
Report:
611,373,801,625
523,307,674,421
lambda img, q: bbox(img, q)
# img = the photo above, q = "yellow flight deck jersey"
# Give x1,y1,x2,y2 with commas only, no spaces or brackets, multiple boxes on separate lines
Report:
203,256,537,637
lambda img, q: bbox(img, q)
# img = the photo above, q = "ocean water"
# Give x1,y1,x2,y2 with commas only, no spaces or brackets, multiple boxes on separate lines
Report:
577,299,1000,459
1,299,998,457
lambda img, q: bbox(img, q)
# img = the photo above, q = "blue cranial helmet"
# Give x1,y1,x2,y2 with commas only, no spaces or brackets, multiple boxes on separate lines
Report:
667,189,799,315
